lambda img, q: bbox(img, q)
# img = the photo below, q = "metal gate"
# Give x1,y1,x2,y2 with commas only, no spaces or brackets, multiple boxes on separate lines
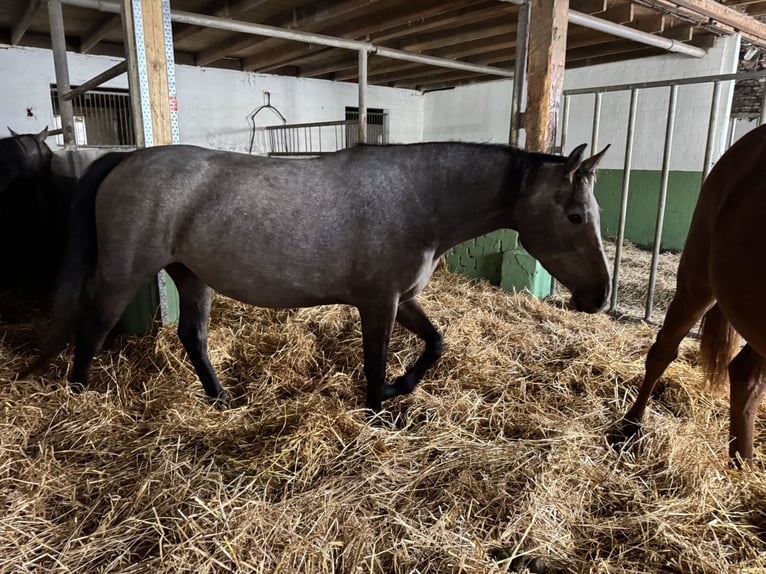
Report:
558,69,766,322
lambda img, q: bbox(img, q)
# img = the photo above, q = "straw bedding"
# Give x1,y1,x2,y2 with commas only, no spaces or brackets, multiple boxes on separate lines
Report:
1,246,765,573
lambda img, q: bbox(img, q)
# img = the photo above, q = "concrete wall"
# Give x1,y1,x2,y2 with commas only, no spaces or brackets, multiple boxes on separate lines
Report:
0,44,423,152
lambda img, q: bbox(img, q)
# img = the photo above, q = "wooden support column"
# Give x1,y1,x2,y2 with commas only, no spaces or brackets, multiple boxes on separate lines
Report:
525,0,569,152
120,0,180,331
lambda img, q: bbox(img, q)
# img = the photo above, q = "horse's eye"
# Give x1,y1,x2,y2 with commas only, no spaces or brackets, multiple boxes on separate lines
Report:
568,213,584,225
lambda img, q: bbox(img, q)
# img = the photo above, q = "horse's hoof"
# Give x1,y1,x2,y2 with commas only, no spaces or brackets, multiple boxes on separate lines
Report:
209,391,238,409
607,418,641,452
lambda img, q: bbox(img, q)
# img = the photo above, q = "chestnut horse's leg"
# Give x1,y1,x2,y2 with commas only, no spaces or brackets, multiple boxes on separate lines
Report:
728,344,766,462
165,263,232,407
391,298,444,396
621,285,713,438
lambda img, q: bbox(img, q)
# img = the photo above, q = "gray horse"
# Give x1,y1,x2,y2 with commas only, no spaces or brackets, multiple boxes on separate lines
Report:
28,141,610,413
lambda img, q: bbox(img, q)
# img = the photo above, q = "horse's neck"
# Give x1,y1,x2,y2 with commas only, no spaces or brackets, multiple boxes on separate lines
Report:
425,146,522,254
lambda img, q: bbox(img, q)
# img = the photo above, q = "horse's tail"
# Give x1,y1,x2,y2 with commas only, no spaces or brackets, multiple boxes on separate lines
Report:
21,152,127,377
699,303,740,390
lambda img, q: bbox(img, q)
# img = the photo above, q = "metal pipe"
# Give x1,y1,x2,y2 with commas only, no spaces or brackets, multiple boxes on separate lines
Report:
702,81,722,179
510,1,530,148
591,91,602,154
48,0,76,147
568,10,705,58
60,0,514,78
610,88,639,313
63,60,127,101
498,0,707,57
560,94,570,155
761,81,766,125
565,70,766,96
358,48,368,145
646,84,678,322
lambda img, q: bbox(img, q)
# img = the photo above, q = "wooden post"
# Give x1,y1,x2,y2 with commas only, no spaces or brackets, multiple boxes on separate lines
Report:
120,0,180,331
525,0,569,152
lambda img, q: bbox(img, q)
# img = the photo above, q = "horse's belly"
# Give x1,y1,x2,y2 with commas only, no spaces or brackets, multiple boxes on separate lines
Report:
189,258,349,309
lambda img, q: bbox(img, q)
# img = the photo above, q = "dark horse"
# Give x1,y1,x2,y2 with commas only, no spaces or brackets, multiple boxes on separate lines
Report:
0,127,58,293
28,142,610,412
620,124,766,462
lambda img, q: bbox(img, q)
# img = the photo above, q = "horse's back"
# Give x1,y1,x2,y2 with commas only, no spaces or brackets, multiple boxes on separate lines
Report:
92,145,439,308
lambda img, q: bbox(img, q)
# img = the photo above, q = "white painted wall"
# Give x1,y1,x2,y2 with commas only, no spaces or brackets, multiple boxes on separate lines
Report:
0,44,422,152
422,35,741,172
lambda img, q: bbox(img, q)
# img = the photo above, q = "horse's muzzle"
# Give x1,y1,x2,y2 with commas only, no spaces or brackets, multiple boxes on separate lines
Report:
570,288,609,314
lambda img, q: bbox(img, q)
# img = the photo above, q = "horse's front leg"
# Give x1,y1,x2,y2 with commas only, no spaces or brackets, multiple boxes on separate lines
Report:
392,298,443,395
359,299,398,414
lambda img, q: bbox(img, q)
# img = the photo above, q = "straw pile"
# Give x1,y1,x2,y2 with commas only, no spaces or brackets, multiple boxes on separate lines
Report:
2,260,765,573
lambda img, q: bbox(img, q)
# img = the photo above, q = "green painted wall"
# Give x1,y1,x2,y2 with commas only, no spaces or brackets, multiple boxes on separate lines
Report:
446,168,702,298
594,169,703,252
445,229,551,298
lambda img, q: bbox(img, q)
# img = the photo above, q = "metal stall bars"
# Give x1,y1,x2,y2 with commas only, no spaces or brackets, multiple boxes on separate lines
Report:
560,69,766,322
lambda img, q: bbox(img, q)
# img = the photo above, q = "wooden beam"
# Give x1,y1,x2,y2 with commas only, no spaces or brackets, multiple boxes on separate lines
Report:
173,0,270,44
568,0,607,14
11,0,40,45
657,0,766,45
242,0,482,71
631,13,665,33
396,21,514,53
662,24,694,41
526,0,569,152
199,0,393,67
81,14,121,54
599,3,635,24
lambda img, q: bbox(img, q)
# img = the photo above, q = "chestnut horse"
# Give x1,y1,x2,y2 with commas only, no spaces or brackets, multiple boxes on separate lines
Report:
621,123,766,461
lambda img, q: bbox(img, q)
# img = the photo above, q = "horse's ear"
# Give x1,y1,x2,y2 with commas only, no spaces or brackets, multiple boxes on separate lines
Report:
8,126,19,137
564,143,588,176
35,126,49,141
578,144,610,175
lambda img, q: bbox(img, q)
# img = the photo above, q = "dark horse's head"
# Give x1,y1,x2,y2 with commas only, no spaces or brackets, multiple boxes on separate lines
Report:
3,126,53,184
514,144,611,313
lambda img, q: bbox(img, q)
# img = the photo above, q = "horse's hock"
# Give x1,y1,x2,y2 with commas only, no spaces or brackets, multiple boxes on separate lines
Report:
446,229,552,299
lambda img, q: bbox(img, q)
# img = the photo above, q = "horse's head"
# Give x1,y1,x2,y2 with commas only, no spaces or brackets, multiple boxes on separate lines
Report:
513,143,611,313
6,126,53,181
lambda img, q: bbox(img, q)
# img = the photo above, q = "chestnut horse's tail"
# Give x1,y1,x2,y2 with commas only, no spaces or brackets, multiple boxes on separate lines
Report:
699,303,740,390
21,152,127,377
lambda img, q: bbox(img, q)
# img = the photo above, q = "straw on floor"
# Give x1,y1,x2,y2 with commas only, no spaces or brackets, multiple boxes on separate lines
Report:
1,249,764,573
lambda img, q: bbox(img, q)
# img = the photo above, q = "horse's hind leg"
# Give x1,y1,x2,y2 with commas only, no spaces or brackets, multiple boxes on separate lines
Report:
391,298,443,396
621,287,714,439
70,279,146,392
165,263,232,407
728,344,766,462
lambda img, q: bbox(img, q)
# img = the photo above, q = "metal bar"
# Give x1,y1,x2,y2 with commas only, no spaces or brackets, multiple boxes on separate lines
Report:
761,82,766,125
263,119,357,130
358,48,368,145
610,88,639,313
591,91,602,154
568,10,705,58
702,81,722,180
48,0,76,148
61,0,515,78
64,60,127,101
559,94,570,154
565,70,766,96
510,1,530,148
645,84,678,322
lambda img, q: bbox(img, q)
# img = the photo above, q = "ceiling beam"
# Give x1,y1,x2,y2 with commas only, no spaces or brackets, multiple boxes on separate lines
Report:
11,0,40,45
242,0,489,72
173,0,271,44
80,14,121,54
198,0,395,67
